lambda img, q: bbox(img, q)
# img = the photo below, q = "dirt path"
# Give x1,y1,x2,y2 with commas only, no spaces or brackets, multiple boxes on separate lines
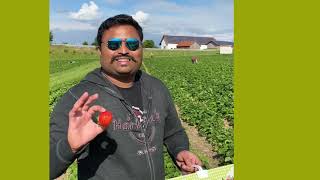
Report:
175,105,219,168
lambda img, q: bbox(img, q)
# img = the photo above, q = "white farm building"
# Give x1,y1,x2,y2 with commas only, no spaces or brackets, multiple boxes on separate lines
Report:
159,35,233,51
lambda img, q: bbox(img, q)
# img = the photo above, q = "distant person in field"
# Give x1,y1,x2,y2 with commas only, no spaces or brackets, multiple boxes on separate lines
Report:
50,14,201,180
191,56,198,64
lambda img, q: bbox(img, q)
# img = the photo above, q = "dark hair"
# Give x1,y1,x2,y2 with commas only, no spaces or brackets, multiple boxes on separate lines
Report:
96,14,143,47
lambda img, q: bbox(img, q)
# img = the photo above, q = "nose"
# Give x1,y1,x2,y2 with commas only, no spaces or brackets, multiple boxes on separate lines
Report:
118,41,129,55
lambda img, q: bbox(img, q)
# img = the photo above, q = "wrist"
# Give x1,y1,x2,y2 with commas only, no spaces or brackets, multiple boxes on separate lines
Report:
67,137,80,154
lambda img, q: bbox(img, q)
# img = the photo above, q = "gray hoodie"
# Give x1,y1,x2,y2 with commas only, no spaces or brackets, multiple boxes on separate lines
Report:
50,68,189,180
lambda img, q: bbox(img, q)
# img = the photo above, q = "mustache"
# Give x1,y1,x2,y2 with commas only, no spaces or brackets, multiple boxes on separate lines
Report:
112,55,136,62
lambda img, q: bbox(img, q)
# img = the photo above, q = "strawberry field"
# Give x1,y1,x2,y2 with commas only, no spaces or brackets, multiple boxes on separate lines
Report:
144,54,234,164
50,46,233,179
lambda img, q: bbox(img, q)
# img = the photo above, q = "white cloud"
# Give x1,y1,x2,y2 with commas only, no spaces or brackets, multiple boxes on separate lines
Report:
69,1,100,21
132,11,149,26
50,21,96,31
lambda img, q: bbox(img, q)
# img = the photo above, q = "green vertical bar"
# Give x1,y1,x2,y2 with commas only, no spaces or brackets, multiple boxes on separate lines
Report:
235,0,320,180
0,1,49,179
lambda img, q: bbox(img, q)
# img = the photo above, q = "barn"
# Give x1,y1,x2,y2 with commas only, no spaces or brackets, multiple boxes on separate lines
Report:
176,41,200,49
159,35,228,50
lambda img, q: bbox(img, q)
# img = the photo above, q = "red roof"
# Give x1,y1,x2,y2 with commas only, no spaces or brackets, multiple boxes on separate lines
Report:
177,41,194,47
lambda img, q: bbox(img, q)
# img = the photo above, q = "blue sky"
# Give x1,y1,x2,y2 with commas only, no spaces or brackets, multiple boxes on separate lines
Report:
50,0,233,45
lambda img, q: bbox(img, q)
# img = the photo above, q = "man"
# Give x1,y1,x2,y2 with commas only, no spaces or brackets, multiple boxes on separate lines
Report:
50,14,201,180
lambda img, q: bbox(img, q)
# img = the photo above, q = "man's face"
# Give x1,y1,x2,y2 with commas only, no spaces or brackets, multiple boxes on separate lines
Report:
99,25,143,78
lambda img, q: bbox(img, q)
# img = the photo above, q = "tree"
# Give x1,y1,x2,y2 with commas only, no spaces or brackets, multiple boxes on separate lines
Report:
50,31,53,43
82,41,88,45
143,40,155,48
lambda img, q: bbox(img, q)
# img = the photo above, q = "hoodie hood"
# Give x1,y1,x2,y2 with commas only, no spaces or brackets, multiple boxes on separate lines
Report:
81,67,123,100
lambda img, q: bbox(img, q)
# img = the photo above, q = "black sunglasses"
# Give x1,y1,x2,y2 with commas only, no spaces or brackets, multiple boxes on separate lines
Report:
104,38,141,51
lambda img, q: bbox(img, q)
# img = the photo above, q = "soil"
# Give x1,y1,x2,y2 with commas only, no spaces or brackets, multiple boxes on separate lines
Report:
175,105,220,168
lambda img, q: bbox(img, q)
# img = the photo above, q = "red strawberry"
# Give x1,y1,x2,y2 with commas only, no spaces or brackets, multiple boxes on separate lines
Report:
98,111,113,128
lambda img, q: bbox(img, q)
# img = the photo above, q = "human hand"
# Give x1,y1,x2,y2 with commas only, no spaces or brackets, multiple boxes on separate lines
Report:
67,92,107,153
176,150,202,174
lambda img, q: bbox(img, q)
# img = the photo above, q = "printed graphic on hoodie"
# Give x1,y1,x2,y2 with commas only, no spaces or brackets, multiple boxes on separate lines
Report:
112,106,161,145
132,106,144,123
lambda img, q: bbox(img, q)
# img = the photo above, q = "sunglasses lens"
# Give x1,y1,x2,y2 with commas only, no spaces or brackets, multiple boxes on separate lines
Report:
126,38,140,51
107,38,121,50
107,38,140,51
